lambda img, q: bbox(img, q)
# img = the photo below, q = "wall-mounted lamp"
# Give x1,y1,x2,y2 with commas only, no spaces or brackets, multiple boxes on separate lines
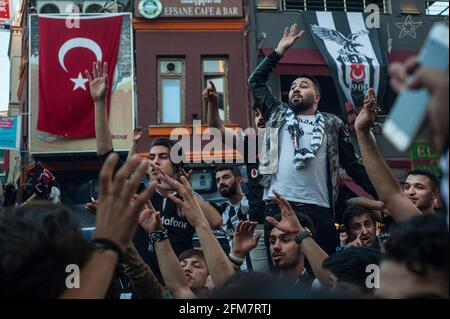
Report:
256,0,279,10
400,8,421,15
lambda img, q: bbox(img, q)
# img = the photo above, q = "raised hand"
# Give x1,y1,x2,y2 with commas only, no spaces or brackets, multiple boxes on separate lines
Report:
138,198,164,233
159,174,207,228
148,162,176,192
275,24,304,55
133,127,143,143
180,168,193,182
202,81,219,106
85,198,99,214
388,56,418,93
93,154,155,251
232,221,263,259
347,232,363,248
85,61,109,103
355,88,378,132
265,190,304,235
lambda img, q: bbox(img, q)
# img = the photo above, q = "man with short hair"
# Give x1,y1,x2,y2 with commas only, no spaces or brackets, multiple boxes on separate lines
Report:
265,212,317,289
248,24,377,255
215,166,251,270
376,214,449,299
403,169,440,214
336,205,379,251
204,82,268,272
179,249,209,295
322,247,382,297
87,62,222,285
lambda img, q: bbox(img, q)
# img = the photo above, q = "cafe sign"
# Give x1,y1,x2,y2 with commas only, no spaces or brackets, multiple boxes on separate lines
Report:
136,0,243,19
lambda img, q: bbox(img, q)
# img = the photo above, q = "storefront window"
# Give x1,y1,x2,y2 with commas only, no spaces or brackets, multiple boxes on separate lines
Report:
158,59,185,124
202,58,229,122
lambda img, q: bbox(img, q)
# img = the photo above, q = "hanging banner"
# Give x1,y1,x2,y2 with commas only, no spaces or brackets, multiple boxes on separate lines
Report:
0,0,10,28
29,13,135,154
305,11,388,129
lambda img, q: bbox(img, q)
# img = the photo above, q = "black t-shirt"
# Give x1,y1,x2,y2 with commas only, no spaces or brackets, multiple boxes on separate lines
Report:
133,191,195,284
242,135,265,223
98,149,195,284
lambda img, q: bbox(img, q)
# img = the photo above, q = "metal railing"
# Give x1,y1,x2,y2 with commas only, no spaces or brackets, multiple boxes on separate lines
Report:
282,0,388,14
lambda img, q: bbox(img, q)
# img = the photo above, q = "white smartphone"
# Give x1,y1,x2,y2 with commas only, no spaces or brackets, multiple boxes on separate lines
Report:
383,24,449,152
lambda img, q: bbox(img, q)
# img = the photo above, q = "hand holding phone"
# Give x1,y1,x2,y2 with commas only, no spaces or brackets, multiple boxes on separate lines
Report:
383,24,449,152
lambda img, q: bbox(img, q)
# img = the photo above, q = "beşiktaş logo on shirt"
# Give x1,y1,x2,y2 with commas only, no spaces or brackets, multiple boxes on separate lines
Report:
161,216,188,230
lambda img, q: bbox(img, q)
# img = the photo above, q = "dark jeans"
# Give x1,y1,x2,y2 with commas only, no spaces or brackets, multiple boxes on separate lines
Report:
264,202,339,270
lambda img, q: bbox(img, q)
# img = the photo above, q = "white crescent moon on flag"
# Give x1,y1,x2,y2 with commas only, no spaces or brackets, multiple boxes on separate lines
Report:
58,37,103,73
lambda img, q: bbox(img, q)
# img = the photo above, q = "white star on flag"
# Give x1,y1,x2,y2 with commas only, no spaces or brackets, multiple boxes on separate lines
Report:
70,72,89,91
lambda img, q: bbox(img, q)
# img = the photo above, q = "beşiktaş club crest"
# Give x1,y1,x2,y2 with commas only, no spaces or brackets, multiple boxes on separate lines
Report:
305,12,388,126
311,25,370,105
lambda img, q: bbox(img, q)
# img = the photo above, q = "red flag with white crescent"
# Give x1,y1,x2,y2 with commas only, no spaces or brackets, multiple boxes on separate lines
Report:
38,15,122,138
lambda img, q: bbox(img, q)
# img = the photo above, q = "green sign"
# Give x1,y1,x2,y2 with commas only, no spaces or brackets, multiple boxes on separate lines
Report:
411,140,440,161
411,140,441,176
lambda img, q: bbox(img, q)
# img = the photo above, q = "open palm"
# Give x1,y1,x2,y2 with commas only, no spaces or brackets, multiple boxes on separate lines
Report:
266,191,303,235
86,61,109,102
232,221,262,257
276,24,304,55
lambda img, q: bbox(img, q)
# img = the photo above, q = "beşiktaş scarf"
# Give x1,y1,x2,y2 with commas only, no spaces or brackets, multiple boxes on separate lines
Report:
285,109,325,169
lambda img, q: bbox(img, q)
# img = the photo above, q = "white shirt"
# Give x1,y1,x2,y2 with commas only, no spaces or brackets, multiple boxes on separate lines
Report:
264,117,330,208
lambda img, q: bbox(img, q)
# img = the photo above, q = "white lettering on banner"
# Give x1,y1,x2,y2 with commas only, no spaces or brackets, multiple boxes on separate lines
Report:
161,216,188,230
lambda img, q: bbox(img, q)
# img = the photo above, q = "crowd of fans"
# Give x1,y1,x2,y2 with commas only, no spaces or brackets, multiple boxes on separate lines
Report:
0,24,448,300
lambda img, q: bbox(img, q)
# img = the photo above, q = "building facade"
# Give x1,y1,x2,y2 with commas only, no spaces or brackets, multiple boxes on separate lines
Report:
133,0,252,157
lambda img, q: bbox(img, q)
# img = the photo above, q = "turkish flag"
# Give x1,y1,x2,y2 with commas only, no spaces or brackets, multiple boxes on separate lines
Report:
38,15,122,138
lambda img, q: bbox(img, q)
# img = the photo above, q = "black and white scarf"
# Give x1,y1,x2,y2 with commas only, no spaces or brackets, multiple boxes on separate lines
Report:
285,109,326,169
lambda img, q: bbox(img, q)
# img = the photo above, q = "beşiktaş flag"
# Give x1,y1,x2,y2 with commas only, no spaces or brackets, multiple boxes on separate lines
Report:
304,11,388,127
38,15,122,138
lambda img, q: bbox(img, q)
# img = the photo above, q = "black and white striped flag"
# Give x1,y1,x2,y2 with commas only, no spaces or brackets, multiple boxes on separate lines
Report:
304,11,388,128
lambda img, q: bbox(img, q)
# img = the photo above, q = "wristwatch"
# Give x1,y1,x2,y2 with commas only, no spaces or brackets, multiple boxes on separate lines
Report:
295,228,312,244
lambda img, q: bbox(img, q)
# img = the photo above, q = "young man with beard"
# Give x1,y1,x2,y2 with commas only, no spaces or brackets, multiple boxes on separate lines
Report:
204,82,269,272
215,166,251,270
248,24,377,256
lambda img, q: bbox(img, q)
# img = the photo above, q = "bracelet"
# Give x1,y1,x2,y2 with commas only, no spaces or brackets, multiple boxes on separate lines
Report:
149,229,169,245
90,238,123,263
274,48,284,56
228,252,244,266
